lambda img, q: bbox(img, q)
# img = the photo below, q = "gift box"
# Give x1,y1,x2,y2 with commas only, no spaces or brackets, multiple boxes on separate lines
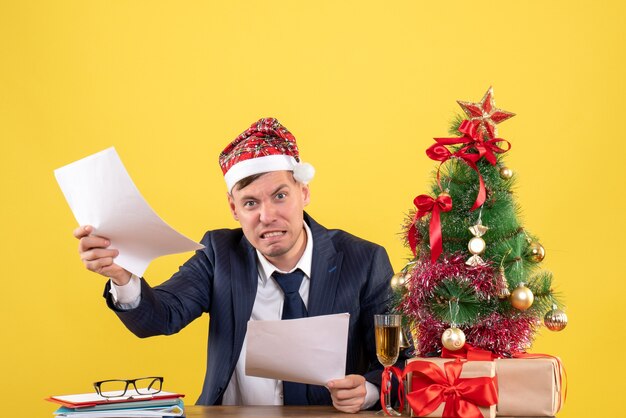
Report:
495,356,564,416
405,358,497,418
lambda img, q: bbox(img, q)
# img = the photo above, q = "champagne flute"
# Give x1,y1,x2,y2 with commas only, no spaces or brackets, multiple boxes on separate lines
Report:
375,314,402,416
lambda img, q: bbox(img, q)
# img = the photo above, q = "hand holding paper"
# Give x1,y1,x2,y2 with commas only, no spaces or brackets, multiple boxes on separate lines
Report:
55,147,204,277
245,313,350,386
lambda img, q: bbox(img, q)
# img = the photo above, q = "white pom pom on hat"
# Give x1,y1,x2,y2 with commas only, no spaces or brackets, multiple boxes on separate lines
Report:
293,162,315,184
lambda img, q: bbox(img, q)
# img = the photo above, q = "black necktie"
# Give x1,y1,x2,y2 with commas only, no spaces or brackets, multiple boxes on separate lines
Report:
272,269,309,405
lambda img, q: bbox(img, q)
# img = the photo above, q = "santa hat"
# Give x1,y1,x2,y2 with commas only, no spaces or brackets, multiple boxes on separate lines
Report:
219,117,315,191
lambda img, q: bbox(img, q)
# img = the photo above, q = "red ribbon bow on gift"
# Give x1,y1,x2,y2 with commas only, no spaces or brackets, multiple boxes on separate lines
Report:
439,346,568,413
426,120,511,211
408,193,453,262
404,359,498,418
441,343,497,361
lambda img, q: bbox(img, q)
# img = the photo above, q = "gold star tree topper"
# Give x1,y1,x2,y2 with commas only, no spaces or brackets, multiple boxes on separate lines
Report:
457,86,515,138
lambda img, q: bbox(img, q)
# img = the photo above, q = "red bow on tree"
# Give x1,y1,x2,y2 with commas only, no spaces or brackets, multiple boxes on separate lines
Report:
408,193,453,262
426,120,511,211
404,359,498,418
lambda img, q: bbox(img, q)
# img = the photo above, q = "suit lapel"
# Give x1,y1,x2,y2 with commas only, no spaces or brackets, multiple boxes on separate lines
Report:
306,214,343,317
230,236,258,355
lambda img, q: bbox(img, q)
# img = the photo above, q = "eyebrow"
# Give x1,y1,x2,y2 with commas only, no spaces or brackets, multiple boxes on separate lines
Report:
238,183,290,202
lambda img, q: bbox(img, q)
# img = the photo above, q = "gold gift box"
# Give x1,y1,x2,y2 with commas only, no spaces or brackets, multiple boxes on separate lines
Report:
494,357,564,417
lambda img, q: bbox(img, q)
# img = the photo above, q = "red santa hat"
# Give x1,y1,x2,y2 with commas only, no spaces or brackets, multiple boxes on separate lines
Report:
219,117,315,191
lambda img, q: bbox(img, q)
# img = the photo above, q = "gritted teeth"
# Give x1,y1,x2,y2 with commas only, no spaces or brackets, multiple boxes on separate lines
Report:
262,231,285,239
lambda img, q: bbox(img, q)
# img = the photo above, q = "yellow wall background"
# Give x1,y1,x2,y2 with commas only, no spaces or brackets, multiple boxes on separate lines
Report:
1,1,624,416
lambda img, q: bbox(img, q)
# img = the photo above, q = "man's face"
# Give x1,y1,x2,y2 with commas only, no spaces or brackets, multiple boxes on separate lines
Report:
228,171,310,269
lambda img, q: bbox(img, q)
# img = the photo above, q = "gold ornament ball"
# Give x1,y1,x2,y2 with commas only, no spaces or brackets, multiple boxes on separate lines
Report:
528,241,546,262
438,191,451,199
441,327,466,351
511,283,534,310
400,273,409,287
499,167,513,179
390,273,407,290
544,307,568,331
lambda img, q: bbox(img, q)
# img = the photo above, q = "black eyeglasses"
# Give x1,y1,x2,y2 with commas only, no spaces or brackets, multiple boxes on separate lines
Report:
93,376,163,398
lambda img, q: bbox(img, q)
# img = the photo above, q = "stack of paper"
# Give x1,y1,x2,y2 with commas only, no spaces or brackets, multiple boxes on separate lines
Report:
46,390,185,417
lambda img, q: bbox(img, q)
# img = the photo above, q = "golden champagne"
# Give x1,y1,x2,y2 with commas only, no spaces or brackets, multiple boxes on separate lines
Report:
375,325,400,366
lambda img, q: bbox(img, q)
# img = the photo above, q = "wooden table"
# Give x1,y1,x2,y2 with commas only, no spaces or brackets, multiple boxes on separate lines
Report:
183,405,554,417
184,406,374,417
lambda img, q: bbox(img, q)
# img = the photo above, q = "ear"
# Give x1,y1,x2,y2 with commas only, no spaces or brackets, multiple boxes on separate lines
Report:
301,183,311,207
227,192,239,221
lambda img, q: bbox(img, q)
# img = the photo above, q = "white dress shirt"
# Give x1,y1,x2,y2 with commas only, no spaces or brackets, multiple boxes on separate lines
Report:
110,222,378,408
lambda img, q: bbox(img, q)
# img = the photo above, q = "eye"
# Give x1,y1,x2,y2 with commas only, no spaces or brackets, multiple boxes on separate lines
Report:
243,200,256,208
275,192,287,200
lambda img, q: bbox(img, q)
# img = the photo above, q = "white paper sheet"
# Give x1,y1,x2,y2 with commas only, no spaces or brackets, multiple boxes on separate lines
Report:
245,313,350,385
54,147,204,277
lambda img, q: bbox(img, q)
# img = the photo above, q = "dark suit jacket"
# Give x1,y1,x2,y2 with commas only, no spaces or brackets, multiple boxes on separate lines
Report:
105,213,394,406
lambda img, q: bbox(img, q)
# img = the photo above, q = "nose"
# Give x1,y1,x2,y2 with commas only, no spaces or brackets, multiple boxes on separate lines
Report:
259,202,278,224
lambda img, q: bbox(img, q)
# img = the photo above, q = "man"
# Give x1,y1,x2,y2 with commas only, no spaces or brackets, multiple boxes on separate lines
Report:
74,118,394,413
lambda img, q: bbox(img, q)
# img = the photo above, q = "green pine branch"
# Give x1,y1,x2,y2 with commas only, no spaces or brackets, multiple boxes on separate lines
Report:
448,114,465,136
527,271,559,314
430,279,495,325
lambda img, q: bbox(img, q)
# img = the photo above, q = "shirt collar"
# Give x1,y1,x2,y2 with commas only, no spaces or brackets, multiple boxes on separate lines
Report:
256,221,313,285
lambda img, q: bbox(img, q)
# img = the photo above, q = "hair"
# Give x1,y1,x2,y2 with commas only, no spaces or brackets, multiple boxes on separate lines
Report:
232,171,298,192
233,173,267,191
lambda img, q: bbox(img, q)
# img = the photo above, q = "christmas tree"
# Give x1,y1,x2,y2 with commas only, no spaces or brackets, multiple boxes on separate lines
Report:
396,87,568,357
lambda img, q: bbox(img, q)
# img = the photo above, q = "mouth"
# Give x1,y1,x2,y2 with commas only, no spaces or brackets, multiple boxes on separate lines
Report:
261,230,287,239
